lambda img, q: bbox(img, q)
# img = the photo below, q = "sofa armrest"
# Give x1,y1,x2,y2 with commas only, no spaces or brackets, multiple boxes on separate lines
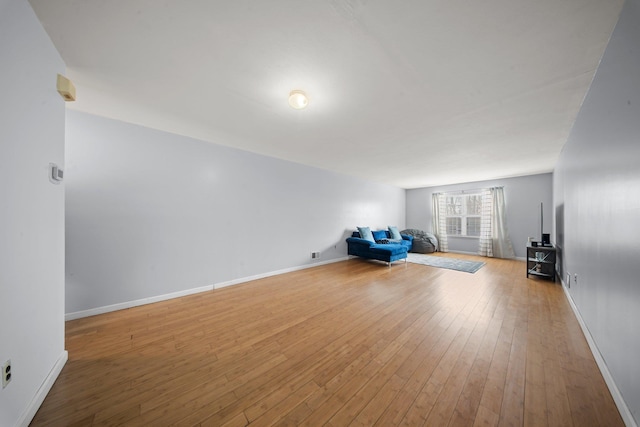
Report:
401,234,414,243
346,237,374,247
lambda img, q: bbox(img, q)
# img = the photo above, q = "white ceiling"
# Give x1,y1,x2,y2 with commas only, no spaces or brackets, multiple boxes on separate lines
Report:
29,0,623,189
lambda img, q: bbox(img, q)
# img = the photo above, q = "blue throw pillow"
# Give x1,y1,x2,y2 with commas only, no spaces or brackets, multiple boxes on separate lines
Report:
388,226,402,240
372,230,388,241
357,226,375,243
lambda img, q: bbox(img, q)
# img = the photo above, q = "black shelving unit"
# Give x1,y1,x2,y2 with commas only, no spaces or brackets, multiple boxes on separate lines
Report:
526,245,556,281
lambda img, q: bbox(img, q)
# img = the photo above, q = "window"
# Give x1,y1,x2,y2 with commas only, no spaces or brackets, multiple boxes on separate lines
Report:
444,192,482,237
446,217,461,235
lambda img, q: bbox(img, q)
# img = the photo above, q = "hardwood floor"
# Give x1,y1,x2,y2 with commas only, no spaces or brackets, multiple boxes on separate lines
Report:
31,254,623,426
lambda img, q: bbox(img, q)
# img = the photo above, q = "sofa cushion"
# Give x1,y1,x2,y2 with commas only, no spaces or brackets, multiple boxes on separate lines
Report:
357,226,375,243
372,230,388,241
388,225,402,240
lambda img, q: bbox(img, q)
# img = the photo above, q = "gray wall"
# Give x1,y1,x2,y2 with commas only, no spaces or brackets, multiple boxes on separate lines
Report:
65,110,406,314
553,0,640,423
406,174,552,258
0,0,67,425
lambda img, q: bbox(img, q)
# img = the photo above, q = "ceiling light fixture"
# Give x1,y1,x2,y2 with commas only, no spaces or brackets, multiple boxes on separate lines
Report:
288,90,308,109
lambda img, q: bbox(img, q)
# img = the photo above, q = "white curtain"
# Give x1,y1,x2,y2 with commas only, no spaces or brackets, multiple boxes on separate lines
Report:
478,187,515,258
432,193,448,252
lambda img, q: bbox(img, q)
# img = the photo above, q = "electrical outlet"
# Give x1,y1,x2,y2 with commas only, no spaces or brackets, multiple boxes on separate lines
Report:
2,360,11,388
574,273,578,286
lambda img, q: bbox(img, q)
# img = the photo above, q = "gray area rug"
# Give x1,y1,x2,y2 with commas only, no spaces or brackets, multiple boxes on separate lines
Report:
406,253,485,273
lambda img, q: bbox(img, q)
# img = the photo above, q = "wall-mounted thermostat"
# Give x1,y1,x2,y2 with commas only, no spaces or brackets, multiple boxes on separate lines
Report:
49,163,64,184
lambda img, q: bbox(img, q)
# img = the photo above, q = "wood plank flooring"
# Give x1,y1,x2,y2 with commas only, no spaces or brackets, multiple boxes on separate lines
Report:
30,254,624,426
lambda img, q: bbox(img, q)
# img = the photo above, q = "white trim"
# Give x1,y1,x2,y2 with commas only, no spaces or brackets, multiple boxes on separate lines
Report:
447,250,478,256
213,257,348,289
65,285,214,320
445,250,523,262
18,350,68,427
560,278,636,427
65,257,349,320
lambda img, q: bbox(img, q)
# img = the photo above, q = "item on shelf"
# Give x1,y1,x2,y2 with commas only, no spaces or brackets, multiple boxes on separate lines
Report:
526,245,556,281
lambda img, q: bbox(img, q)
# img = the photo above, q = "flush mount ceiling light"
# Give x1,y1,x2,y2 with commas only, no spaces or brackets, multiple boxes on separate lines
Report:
288,90,308,109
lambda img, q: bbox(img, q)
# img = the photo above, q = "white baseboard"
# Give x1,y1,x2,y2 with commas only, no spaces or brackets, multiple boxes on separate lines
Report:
560,278,636,427
447,250,524,261
18,350,68,427
447,250,478,256
214,257,348,289
65,284,214,320
65,257,349,320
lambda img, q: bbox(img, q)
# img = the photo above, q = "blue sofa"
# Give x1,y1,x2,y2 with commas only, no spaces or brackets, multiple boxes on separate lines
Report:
346,229,413,265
